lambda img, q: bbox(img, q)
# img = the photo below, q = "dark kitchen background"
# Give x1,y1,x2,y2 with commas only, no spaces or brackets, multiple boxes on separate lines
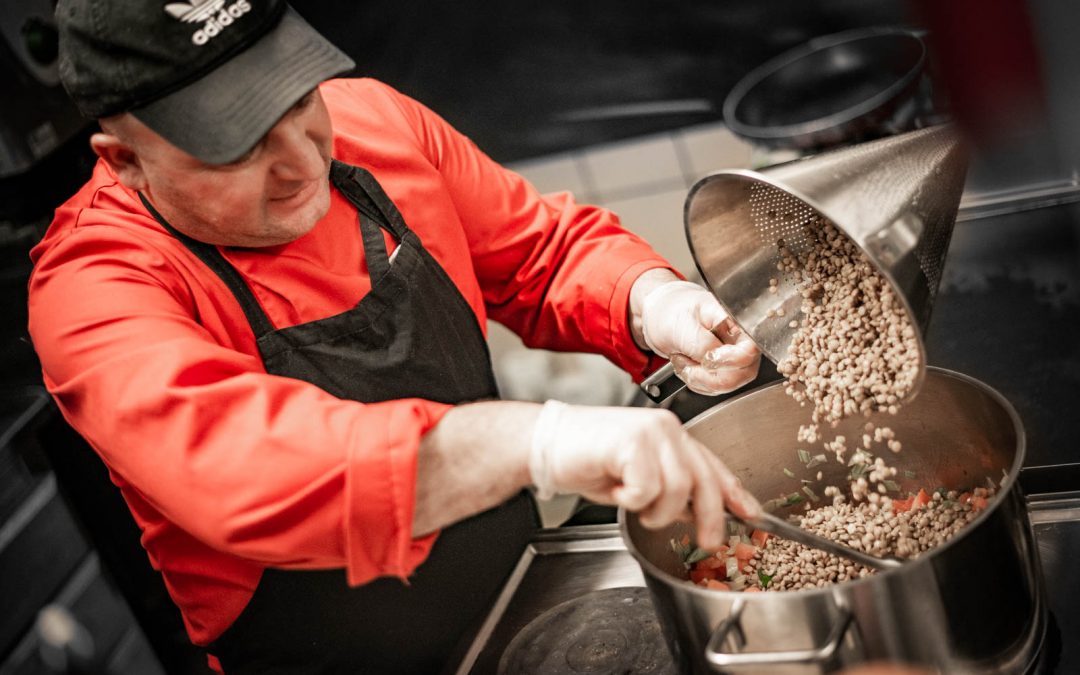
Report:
2,0,1078,673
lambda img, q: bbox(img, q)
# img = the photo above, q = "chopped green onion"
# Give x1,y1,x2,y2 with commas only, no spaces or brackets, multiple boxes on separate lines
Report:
757,569,774,589
806,453,827,469
783,468,796,479
725,557,740,579
883,480,901,492
849,464,867,480
762,498,783,512
798,449,811,464
904,469,917,479
802,485,818,501
784,492,804,506
685,547,712,566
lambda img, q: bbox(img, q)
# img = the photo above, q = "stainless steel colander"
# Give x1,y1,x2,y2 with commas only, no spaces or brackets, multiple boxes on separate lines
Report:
642,124,967,403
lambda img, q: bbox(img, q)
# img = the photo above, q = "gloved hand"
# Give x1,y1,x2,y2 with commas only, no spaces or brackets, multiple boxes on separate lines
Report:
529,400,761,550
640,280,761,395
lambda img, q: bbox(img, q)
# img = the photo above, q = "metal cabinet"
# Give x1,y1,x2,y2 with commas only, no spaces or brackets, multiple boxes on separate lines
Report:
0,388,165,675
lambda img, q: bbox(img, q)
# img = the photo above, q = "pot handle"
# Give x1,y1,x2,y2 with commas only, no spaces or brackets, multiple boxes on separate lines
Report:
705,598,853,669
640,362,686,404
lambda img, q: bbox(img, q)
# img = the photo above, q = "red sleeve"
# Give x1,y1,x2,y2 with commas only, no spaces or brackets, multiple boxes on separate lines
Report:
367,81,676,381
29,222,442,585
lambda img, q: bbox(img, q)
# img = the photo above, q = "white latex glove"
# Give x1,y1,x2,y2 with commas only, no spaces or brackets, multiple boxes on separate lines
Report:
641,280,761,395
529,400,761,550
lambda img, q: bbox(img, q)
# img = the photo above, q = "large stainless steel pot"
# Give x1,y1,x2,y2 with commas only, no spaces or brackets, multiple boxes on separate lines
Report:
621,367,1045,674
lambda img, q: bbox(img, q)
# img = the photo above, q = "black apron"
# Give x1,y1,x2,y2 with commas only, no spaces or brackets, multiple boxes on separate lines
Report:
139,160,538,674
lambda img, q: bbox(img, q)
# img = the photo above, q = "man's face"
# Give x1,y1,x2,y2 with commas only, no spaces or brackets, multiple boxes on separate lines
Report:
101,88,334,248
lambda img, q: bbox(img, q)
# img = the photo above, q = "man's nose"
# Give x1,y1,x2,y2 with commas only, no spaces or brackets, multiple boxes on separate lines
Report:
265,115,326,181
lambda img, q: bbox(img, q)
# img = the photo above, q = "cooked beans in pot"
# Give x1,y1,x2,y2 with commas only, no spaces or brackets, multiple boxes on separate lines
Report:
675,218,993,592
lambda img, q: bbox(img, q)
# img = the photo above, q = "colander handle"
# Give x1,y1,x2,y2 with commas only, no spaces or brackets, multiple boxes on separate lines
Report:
704,597,853,669
640,362,686,404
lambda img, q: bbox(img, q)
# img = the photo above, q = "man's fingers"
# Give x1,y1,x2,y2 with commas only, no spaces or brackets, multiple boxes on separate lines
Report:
697,299,729,332
703,338,760,369
706,451,761,520
672,356,759,395
636,442,694,530
713,317,743,341
612,445,662,511
686,444,727,550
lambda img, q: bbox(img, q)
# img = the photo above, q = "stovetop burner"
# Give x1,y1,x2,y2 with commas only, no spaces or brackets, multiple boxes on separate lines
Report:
497,587,676,675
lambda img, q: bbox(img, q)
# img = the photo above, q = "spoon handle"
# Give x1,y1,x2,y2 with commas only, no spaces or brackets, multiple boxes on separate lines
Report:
735,511,902,571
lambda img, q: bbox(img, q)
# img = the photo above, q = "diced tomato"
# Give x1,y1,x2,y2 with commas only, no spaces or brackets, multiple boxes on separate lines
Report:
704,579,729,591
891,497,913,513
970,495,989,511
698,555,725,570
734,542,758,560
680,534,691,547
958,492,972,505
690,568,719,584
913,488,931,508
750,529,770,548
743,586,763,593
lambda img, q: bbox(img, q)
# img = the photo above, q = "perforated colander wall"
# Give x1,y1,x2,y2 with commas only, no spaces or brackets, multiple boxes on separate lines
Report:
748,182,830,265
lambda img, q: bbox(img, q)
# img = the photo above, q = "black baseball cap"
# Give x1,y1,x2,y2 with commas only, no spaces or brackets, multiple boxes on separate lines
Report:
56,0,355,164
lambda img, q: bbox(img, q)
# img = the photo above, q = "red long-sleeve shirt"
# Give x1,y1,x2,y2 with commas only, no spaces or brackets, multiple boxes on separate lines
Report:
28,78,670,646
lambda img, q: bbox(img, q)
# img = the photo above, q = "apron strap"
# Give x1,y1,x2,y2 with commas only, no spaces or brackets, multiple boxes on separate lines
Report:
329,160,412,241
138,193,277,338
140,163,417,336
329,160,414,285
358,214,391,283
329,161,385,229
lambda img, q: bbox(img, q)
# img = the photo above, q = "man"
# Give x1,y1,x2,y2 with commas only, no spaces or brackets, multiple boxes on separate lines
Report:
31,1,762,672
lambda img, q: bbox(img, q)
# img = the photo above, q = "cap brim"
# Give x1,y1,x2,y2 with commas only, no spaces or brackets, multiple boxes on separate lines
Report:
131,6,354,165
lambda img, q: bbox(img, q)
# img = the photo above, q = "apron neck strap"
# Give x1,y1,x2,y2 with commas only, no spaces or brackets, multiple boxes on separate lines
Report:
138,162,413,338
137,192,277,337
329,160,413,283
329,160,411,242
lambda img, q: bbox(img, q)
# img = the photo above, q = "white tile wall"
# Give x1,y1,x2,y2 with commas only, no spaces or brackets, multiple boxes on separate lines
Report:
596,188,695,276
509,152,587,196
579,134,685,200
675,123,755,182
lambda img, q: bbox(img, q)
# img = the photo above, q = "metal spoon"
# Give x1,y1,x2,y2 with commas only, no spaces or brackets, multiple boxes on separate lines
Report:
731,510,904,571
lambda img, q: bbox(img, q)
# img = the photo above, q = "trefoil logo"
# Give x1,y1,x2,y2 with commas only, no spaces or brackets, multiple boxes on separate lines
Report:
164,0,253,45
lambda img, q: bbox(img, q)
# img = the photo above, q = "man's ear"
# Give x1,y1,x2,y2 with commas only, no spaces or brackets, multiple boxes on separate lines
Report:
90,132,148,191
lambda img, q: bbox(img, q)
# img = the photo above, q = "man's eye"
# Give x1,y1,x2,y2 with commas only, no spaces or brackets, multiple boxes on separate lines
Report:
294,90,317,110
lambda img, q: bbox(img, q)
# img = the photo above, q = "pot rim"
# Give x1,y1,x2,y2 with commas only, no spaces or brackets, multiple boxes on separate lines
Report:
721,26,927,143
619,366,1027,598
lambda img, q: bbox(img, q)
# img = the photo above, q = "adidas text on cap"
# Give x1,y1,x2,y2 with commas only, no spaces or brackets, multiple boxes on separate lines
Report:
56,0,355,164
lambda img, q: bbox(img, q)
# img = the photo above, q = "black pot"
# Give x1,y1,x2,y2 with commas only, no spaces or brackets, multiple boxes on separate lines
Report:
723,27,932,151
